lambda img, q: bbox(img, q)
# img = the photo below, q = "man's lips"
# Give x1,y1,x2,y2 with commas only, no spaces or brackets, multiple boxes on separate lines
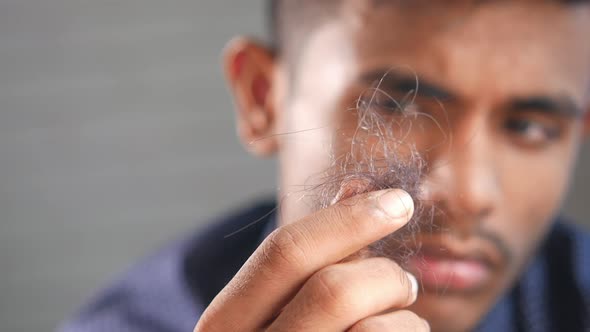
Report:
403,236,505,293
406,253,492,293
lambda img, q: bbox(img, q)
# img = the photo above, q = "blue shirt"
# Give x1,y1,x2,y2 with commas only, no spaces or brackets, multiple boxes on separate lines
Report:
59,201,590,332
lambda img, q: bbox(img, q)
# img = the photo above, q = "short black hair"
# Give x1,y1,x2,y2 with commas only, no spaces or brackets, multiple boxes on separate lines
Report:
267,0,589,54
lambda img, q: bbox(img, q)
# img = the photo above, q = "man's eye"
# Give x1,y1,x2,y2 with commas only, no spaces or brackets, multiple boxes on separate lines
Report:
359,96,402,113
504,117,560,146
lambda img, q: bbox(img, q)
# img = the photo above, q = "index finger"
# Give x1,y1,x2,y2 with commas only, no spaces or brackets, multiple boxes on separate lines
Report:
195,189,414,332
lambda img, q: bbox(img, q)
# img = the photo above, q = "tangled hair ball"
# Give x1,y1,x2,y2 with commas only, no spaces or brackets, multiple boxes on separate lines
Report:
307,70,445,264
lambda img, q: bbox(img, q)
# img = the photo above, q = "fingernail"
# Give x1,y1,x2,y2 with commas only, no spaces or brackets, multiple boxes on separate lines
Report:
406,271,419,303
376,190,414,221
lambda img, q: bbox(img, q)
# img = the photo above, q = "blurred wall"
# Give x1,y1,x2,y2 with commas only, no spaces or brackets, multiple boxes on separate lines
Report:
0,1,275,331
0,1,588,331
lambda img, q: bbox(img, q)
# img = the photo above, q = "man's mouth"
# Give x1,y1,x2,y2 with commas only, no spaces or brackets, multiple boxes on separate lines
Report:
403,236,504,294
406,253,492,293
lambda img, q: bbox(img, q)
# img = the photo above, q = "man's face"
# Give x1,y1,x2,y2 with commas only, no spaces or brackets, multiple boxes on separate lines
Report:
269,2,590,331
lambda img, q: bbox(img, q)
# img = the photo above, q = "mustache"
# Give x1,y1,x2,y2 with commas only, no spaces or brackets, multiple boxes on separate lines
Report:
421,220,514,268
477,229,512,266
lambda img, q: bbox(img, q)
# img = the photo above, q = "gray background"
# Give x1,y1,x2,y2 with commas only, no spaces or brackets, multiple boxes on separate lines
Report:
0,1,588,331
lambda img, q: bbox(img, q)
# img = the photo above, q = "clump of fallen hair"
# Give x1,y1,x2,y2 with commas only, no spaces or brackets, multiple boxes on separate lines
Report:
308,73,437,265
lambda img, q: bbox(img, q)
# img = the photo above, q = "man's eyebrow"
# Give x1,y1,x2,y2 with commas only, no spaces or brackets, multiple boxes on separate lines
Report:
509,95,584,119
359,69,456,101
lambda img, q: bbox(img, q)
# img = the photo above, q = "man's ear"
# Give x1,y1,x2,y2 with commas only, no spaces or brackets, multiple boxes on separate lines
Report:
223,37,279,157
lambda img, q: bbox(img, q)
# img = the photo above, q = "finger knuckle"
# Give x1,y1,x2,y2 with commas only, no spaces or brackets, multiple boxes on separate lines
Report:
261,227,309,271
397,310,430,331
371,258,414,306
365,258,412,306
310,267,359,317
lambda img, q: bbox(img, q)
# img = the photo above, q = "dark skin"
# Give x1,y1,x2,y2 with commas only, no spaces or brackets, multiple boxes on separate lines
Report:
195,1,590,331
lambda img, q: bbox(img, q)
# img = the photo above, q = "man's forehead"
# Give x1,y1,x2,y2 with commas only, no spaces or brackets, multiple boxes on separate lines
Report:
296,1,590,106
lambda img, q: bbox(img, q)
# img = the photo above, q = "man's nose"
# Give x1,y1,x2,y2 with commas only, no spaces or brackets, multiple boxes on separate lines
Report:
423,121,500,231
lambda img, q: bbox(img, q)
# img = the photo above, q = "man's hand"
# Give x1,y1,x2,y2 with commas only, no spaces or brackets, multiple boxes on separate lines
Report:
194,189,429,331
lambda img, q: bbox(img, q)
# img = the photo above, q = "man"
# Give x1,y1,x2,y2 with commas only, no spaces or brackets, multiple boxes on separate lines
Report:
61,1,590,331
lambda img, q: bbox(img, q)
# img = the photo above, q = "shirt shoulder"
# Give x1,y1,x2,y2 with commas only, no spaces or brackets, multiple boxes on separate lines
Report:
514,220,590,331
545,220,590,296
476,220,590,332
58,201,276,332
